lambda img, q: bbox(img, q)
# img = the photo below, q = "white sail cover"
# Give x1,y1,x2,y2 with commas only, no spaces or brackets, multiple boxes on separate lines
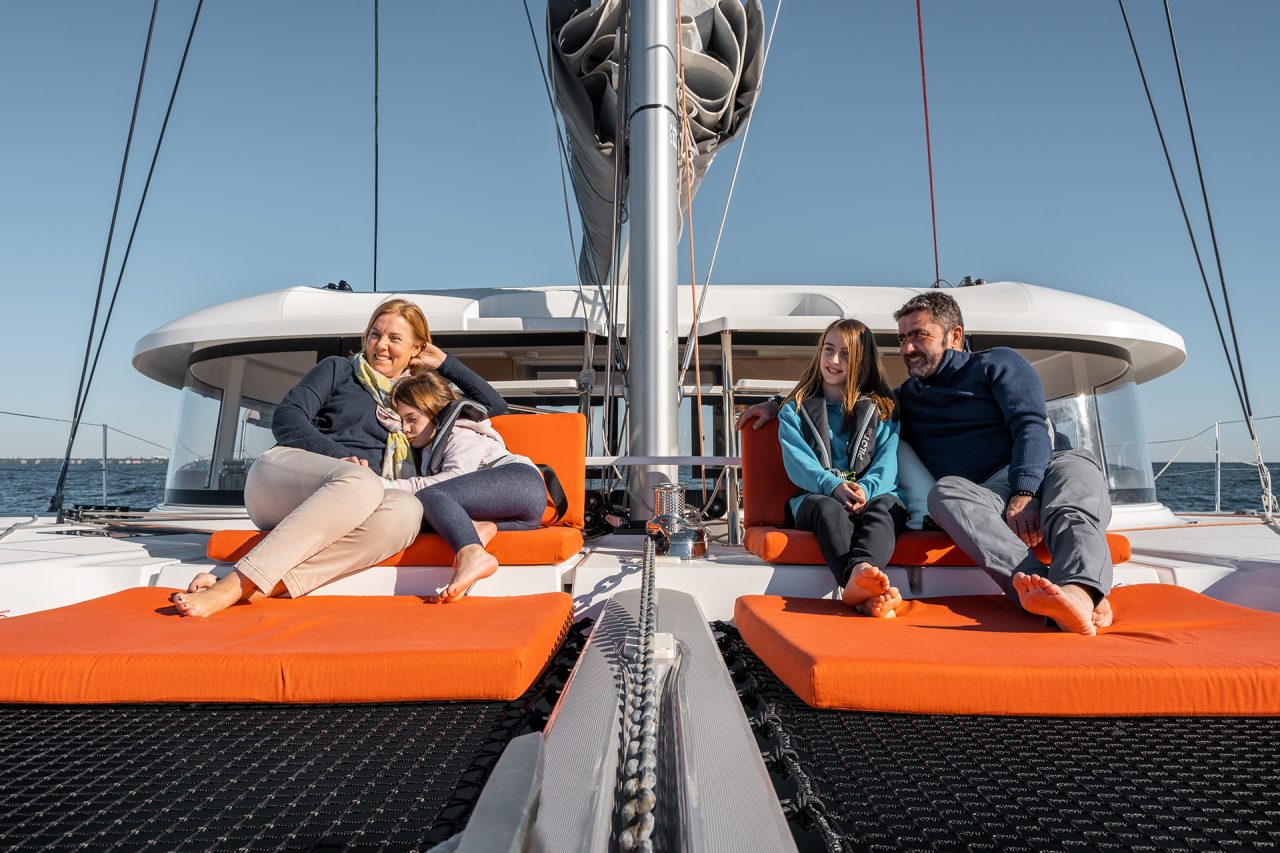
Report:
548,0,765,289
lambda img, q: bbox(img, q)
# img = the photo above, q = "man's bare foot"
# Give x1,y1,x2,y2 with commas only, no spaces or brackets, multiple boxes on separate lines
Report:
1013,572,1096,636
435,545,499,603
172,571,256,618
856,586,902,619
840,563,891,608
187,571,218,593
472,521,497,547
1092,596,1113,629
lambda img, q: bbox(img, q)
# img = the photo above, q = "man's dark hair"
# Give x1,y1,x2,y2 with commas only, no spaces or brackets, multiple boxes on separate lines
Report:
893,291,964,332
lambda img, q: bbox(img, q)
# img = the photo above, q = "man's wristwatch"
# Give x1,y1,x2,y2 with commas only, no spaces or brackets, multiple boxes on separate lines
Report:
1012,489,1037,499
768,394,783,406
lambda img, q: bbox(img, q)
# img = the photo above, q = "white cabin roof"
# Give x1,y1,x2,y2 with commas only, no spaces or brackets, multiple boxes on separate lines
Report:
133,282,1185,388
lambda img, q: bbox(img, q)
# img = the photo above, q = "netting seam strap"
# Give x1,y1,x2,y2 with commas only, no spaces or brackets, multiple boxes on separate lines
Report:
715,623,842,852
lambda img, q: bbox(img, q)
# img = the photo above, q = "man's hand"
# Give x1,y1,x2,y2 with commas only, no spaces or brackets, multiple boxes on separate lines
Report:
1005,494,1042,546
735,398,780,431
832,481,866,514
411,342,447,370
341,456,370,468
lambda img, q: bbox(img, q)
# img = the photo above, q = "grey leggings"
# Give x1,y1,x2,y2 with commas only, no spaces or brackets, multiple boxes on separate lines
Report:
416,463,547,551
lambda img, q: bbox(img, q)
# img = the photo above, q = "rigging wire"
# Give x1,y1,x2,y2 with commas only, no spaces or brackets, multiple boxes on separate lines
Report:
1,411,168,451
1116,0,1275,516
372,0,380,292
916,0,942,288
674,0,708,510
600,0,633,500
669,0,783,518
73,0,205,444
523,0,629,503
523,0,629,464
520,0,587,314
1160,0,1255,424
49,0,161,516
675,0,783,391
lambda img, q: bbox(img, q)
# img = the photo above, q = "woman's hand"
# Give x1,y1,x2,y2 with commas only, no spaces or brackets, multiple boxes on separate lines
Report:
341,456,370,467
411,342,447,370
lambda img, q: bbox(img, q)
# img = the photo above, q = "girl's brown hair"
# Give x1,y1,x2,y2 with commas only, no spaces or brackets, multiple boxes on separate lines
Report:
784,319,896,420
390,369,457,419
363,298,431,349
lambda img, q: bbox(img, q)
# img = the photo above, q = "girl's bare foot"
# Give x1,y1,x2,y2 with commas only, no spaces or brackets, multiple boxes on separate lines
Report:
435,545,499,603
840,563,890,609
855,587,902,618
1013,572,1096,635
472,521,498,547
187,571,218,593
171,571,260,618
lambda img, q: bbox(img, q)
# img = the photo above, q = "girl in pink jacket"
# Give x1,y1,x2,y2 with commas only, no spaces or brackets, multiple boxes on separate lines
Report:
387,370,546,601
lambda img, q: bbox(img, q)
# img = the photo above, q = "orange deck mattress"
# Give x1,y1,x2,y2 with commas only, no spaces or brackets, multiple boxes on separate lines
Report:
735,584,1280,716
0,588,572,704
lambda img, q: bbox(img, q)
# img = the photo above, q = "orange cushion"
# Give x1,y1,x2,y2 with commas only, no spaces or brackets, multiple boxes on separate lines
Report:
744,526,1132,567
0,588,572,704
208,527,584,567
741,419,791,528
735,585,1280,715
491,413,586,528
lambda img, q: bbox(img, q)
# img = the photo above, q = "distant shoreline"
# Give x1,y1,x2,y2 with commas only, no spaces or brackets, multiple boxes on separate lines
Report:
1,458,168,464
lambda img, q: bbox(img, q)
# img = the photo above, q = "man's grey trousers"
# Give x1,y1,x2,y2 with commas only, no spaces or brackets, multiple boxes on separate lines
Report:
926,449,1114,606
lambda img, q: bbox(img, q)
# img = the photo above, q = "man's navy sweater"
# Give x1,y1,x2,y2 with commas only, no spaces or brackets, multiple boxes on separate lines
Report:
271,354,507,469
896,347,1051,494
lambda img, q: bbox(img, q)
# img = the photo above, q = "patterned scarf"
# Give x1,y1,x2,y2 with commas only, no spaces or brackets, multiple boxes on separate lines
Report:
350,353,412,479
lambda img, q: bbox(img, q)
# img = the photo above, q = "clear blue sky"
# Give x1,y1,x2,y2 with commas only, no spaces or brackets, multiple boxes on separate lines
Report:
1,1,1276,462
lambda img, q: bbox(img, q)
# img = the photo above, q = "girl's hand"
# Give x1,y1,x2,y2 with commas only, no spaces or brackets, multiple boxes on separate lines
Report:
832,481,865,513
411,342,447,370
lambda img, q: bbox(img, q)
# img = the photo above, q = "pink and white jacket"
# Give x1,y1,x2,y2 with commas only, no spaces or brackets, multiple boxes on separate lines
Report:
384,417,535,494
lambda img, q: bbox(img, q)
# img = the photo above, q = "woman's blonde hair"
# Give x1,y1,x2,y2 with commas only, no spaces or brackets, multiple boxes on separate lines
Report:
390,369,457,419
784,318,896,420
363,298,431,349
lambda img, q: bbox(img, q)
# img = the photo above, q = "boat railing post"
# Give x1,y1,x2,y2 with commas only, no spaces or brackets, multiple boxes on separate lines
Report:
719,329,741,545
1215,420,1222,513
101,422,109,505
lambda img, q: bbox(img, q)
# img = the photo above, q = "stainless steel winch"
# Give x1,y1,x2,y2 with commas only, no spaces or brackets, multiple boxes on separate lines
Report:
644,483,708,560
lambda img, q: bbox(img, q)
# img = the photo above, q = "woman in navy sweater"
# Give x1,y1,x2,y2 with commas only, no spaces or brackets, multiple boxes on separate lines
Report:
172,298,505,617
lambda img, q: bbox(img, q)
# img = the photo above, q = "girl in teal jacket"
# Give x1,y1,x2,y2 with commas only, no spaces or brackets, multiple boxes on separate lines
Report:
777,319,908,616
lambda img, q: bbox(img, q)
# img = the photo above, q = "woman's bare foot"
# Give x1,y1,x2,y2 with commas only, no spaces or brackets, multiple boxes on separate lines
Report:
840,563,890,609
436,545,499,603
171,571,257,618
1013,572,1096,635
472,521,498,547
856,587,902,618
187,571,218,593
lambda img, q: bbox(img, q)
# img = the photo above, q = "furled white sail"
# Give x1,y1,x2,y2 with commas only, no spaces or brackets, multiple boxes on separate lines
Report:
548,0,764,289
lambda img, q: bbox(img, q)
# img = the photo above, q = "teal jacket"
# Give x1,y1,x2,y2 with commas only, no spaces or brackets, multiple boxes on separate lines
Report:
777,398,903,520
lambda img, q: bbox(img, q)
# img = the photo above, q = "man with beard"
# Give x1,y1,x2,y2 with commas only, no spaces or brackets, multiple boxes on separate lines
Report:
893,291,1112,635
739,291,1113,634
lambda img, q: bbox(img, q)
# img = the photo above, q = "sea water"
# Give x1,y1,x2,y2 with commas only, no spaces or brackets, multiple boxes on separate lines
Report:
0,460,1276,517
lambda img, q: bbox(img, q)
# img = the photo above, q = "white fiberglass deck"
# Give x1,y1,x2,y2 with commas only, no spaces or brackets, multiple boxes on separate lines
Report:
6,512,1275,621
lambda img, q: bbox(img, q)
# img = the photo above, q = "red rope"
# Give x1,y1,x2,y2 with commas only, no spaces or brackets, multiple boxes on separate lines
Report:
916,0,941,287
